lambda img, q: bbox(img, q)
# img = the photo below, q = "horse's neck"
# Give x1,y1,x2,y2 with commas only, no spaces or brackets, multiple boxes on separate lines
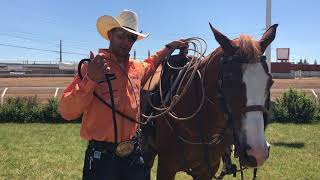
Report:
200,56,221,98
168,56,228,139
198,56,228,125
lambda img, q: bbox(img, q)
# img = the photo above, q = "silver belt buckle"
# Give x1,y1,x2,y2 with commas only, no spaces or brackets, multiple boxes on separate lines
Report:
116,141,134,157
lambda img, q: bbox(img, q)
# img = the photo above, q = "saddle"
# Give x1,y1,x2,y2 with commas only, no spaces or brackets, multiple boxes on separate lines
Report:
140,54,189,137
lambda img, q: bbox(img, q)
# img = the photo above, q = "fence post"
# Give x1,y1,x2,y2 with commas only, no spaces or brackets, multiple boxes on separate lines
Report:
299,70,302,79
54,87,59,98
1,88,8,105
311,89,318,103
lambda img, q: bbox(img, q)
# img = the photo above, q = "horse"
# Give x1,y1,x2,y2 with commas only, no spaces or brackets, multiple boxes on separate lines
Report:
140,23,278,180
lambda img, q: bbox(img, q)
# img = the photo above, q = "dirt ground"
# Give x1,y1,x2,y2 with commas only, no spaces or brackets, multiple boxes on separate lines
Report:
0,77,73,87
273,77,320,89
1,77,319,88
272,78,320,100
0,77,74,103
0,77,319,102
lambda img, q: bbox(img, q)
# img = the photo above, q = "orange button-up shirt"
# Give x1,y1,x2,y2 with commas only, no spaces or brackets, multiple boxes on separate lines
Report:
59,48,169,142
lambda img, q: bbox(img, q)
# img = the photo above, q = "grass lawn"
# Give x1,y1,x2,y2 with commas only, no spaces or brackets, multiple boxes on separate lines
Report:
0,123,319,180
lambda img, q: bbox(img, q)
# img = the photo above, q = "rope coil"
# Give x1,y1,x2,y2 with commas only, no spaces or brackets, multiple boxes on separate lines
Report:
141,37,209,121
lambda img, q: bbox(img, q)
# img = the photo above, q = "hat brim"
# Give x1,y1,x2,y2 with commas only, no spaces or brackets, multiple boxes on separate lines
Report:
96,15,149,41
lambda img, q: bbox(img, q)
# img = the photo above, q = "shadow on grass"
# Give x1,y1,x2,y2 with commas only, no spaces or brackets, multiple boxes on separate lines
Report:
272,142,304,149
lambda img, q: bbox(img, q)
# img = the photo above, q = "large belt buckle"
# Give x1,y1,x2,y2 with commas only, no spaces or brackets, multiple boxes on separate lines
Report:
116,141,134,157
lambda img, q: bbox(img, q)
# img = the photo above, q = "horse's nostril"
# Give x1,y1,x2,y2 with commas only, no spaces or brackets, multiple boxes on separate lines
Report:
243,154,257,168
244,145,269,167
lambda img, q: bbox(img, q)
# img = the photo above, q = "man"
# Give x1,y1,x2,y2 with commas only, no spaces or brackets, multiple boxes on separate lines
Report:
59,10,187,180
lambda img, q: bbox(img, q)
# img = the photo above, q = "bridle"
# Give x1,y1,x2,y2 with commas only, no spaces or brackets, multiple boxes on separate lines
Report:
218,53,271,117
216,51,273,179
217,51,272,127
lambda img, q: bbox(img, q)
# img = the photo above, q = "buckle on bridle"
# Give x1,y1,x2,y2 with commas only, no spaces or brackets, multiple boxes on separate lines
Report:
115,141,135,157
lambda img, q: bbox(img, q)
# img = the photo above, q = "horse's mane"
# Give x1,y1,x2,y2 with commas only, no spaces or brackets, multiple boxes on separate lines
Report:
236,35,261,63
202,35,261,64
201,47,223,65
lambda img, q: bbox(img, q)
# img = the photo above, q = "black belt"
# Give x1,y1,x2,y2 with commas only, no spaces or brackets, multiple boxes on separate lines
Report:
88,139,137,157
88,140,117,153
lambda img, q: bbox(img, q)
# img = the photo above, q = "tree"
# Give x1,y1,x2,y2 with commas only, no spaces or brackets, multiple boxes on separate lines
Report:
314,59,317,65
298,59,303,64
303,58,308,64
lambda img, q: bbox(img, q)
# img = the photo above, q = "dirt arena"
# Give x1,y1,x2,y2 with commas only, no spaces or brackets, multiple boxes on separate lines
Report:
0,77,319,103
0,77,73,103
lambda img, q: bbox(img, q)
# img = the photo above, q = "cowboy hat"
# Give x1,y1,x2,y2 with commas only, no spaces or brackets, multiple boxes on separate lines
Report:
97,10,149,41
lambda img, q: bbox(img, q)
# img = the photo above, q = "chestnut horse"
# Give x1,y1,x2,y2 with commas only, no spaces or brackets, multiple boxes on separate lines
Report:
141,23,278,180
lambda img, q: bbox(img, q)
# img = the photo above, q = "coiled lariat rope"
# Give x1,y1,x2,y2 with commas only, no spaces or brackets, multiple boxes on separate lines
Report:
141,37,208,121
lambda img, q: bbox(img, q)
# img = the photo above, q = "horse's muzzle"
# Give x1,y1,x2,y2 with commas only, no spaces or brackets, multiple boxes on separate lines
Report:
241,142,270,168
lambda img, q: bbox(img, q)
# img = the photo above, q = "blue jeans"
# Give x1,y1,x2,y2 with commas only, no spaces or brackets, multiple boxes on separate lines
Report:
82,143,148,180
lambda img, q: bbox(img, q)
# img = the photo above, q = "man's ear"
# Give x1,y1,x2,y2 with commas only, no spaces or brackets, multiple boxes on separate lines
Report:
107,31,112,40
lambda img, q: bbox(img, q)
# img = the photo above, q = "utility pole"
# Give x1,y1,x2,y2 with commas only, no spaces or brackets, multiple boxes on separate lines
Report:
266,0,271,72
134,49,136,59
59,40,62,62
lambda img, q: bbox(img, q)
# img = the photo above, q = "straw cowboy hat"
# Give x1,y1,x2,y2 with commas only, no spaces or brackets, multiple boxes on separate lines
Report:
97,10,149,41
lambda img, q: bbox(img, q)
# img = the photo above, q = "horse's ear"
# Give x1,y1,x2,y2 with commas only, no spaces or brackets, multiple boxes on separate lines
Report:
259,24,278,53
209,22,236,55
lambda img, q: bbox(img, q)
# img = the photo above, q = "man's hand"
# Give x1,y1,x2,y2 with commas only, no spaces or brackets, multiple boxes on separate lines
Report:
165,39,188,51
87,53,110,82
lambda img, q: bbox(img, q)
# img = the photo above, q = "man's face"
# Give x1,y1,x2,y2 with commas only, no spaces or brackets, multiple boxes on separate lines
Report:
109,28,137,58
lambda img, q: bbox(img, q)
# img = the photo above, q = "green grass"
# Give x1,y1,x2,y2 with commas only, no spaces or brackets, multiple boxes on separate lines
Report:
0,124,85,180
0,123,319,180
257,123,320,179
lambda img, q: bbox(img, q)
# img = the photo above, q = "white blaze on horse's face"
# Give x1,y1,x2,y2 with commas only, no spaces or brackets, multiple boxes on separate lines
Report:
242,62,269,167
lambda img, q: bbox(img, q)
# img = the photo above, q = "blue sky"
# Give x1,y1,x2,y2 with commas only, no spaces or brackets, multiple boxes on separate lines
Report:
0,0,319,63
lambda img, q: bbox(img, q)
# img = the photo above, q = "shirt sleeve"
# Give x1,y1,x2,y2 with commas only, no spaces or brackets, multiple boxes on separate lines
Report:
141,47,170,86
59,63,96,120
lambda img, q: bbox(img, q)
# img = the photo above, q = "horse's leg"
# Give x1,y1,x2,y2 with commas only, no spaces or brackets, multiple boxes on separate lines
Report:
140,132,158,180
157,155,177,180
189,166,211,180
194,173,214,180
189,163,220,180
143,147,157,180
